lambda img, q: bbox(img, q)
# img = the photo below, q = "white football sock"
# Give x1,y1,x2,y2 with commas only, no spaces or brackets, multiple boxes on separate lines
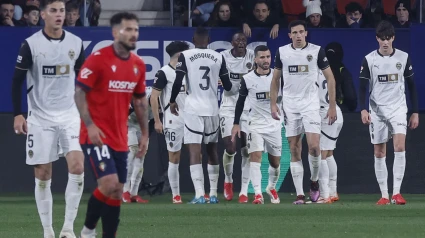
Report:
393,151,406,195
81,226,96,236
374,156,389,199
268,165,280,189
63,173,84,232
124,148,136,193
35,178,54,236
290,161,304,196
240,147,250,196
168,162,180,197
223,150,235,183
326,156,338,196
130,156,145,196
319,160,330,199
250,162,262,195
207,164,219,197
308,154,321,182
190,164,205,198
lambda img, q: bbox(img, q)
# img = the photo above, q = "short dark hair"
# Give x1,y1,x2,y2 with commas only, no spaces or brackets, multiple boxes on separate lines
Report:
0,0,14,7
345,2,363,14
66,2,79,13
255,0,269,10
194,26,209,38
110,12,139,27
288,20,307,32
254,45,269,56
376,20,395,39
24,5,40,14
39,0,65,10
166,41,190,57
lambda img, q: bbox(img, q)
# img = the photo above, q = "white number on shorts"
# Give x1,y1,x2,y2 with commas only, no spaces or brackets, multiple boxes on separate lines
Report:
94,145,111,160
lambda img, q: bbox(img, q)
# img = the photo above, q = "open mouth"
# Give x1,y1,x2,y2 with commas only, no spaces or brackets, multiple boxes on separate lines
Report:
55,19,62,24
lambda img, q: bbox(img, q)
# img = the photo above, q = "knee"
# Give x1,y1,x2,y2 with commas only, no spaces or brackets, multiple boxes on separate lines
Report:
169,152,180,164
67,152,84,174
308,144,320,157
69,162,84,175
290,144,301,159
394,144,405,153
34,165,51,180
225,145,236,155
374,150,386,159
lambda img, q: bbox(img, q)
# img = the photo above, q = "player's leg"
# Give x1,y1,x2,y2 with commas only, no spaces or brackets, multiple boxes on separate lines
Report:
239,115,250,203
26,123,58,238
129,147,148,203
246,130,265,204
123,130,137,202
219,115,236,201
165,126,184,204
204,115,220,203
264,128,282,204
390,114,407,205
318,150,331,204
184,113,206,203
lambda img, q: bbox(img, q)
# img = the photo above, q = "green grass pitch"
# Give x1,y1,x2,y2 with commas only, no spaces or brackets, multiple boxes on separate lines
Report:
0,193,424,238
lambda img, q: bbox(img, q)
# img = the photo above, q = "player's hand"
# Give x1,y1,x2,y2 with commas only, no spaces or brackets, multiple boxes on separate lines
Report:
271,104,280,120
360,110,371,125
13,115,27,135
87,124,106,147
270,25,279,39
243,23,251,38
231,125,241,142
325,106,337,125
170,102,179,116
154,121,163,134
3,17,14,26
136,135,149,158
409,113,419,130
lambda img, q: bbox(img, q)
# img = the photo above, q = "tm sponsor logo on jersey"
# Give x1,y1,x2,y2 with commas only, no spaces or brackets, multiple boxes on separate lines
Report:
378,74,398,83
288,65,309,74
109,80,137,93
42,65,70,76
256,92,270,101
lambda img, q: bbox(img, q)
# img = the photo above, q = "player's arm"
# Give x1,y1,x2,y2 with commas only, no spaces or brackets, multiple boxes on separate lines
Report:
404,56,419,129
231,78,248,141
270,49,282,120
219,55,234,92
170,54,187,115
150,70,167,133
359,57,371,125
12,40,33,134
74,43,86,75
133,62,149,155
319,48,337,124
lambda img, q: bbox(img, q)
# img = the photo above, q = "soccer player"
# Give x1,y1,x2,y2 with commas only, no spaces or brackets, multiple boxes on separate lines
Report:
150,41,190,204
11,0,85,237
270,20,337,204
170,27,234,204
317,70,343,204
231,45,282,204
359,20,418,205
220,32,255,203
75,12,149,237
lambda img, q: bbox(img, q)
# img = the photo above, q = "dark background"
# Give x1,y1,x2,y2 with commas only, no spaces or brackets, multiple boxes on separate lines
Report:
2,113,424,195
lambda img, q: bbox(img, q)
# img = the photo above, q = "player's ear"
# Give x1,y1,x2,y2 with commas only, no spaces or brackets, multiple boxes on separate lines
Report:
40,10,46,20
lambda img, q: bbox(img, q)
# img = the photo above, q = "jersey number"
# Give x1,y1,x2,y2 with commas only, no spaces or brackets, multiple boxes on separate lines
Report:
199,66,210,90
28,134,34,148
167,131,176,142
322,79,329,104
90,145,111,161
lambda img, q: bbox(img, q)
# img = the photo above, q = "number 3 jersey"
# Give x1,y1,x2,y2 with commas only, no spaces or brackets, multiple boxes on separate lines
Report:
153,64,187,128
359,49,413,119
176,48,227,116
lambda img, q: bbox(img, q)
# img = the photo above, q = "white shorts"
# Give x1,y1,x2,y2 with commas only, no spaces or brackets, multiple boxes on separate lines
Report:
320,109,343,151
128,129,141,146
284,109,321,137
164,126,184,152
184,113,219,144
26,121,81,165
370,112,407,144
219,111,249,138
247,128,282,157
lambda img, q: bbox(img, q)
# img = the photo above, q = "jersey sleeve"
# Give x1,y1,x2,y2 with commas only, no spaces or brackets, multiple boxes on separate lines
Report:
15,40,33,70
76,53,101,91
317,47,330,70
239,78,248,96
274,48,282,70
176,53,187,74
219,55,229,76
359,57,371,80
404,56,414,78
74,43,86,74
152,70,167,91
134,61,147,97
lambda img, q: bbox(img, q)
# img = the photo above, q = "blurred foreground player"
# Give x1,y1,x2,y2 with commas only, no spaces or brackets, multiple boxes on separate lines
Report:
12,0,85,237
359,20,419,205
75,12,149,237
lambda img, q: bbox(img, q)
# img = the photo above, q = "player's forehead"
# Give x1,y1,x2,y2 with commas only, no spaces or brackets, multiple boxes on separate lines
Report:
232,33,246,41
290,25,306,33
45,1,65,9
120,19,139,28
256,50,270,57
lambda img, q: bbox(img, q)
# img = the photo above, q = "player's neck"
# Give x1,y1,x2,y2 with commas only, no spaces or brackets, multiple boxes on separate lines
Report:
169,57,179,69
43,27,63,39
292,41,307,49
378,47,394,56
113,42,130,59
231,48,246,57
255,68,270,75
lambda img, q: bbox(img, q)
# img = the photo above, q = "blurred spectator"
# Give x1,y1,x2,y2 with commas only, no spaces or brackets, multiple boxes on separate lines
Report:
392,0,411,28
13,0,39,21
243,0,281,39
70,0,100,26
191,0,217,26
16,4,38,26
65,1,82,26
335,1,372,28
207,1,240,27
1,0,18,26
303,0,333,27
26,0,39,7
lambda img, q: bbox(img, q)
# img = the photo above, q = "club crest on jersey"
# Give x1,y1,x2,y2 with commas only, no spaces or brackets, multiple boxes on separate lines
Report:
307,54,313,62
246,62,253,69
396,62,402,70
28,150,34,158
68,49,75,60
134,66,138,75
99,162,106,171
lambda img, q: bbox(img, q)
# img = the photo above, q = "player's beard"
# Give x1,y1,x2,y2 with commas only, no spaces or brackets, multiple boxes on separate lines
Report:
119,41,136,52
258,63,270,71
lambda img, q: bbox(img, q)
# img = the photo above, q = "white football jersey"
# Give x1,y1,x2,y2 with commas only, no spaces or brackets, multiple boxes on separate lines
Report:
176,48,227,116
359,49,412,119
220,49,255,111
318,70,342,112
153,64,186,128
239,69,280,129
275,43,329,113
16,30,84,126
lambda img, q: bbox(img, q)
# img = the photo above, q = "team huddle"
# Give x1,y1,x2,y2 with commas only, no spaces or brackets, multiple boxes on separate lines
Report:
10,1,419,237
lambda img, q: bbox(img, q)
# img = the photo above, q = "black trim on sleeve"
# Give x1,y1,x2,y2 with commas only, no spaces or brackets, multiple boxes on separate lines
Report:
239,78,248,96
359,57,371,80
11,68,28,116
406,75,418,113
74,44,86,74
76,81,92,92
274,48,282,70
219,55,228,76
170,70,185,103
133,92,146,98
317,47,330,70
359,77,368,111
15,40,33,70
152,70,167,91
404,56,414,78
234,94,247,125
175,53,187,74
